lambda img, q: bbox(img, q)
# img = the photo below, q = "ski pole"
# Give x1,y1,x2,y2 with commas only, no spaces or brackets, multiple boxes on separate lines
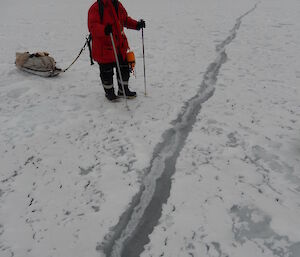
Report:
110,33,129,110
142,28,147,96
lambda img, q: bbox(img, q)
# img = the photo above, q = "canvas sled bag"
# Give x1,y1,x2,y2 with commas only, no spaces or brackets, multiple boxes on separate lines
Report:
16,52,62,77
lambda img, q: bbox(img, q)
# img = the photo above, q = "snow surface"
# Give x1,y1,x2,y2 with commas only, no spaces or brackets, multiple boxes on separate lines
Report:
0,0,300,257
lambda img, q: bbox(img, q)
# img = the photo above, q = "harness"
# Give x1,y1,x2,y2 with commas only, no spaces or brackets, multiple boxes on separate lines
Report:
97,0,119,22
97,0,104,22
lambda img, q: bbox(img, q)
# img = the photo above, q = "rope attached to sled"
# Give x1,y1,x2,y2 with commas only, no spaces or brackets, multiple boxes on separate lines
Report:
62,35,93,73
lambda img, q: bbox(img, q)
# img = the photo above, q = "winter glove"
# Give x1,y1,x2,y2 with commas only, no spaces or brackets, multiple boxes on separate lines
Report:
104,24,113,35
136,19,146,30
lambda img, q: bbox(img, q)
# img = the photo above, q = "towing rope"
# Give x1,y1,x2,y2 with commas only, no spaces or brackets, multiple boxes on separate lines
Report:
62,35,93,73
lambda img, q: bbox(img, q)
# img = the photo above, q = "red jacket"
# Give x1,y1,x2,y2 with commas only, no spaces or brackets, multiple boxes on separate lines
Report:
88,0,138,64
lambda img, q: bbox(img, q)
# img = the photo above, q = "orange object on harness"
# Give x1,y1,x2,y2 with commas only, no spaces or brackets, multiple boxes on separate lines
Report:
126,50,135,74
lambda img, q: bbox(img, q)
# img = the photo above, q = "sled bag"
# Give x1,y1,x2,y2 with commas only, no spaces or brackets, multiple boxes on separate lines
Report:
15,52,61,77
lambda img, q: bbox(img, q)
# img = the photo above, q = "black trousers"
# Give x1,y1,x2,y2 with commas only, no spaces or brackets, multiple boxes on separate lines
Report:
98,58,130,90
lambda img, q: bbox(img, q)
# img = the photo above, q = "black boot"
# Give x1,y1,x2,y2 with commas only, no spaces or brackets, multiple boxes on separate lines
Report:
118,84,137,99
104,87,119,102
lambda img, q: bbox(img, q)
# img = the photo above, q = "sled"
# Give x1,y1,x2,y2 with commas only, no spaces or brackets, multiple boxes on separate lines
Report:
19,66,62,77
15,52,63,78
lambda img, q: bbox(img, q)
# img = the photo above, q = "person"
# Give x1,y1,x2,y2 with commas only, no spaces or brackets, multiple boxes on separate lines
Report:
88,0,146,101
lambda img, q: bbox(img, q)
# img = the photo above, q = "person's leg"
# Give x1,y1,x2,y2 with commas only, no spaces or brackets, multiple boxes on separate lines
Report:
99,63,118,101
116,58,136,98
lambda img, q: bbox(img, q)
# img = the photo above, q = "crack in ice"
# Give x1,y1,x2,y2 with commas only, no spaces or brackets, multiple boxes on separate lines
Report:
99,4,258,257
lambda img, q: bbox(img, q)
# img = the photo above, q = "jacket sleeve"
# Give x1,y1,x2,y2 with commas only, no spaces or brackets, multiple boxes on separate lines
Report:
119,3,138,30
88,5,105,38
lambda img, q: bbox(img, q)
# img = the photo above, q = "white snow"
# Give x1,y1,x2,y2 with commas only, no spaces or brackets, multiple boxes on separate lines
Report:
0,0,300,257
